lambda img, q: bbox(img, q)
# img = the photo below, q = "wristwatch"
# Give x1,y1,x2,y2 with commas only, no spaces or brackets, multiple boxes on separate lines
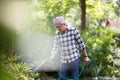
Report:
84,55,88,57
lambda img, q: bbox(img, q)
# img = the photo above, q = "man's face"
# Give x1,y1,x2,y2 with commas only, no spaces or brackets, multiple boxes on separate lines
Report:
54,21,66,33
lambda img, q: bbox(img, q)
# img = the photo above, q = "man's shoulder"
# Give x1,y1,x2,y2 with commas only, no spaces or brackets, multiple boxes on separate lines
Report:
67,26,76,31
55,30,60,35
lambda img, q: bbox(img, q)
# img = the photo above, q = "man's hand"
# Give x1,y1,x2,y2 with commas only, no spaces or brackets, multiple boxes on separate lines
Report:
84,56,90,62
82,49,90,62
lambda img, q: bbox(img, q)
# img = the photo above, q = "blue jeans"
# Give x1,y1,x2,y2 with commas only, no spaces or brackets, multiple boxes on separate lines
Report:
59,58,80,80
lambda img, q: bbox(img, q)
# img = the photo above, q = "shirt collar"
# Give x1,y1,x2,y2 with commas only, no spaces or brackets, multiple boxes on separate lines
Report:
57,27,69,35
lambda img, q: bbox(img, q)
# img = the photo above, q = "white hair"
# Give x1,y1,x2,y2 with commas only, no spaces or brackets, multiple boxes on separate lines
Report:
53,16,66,25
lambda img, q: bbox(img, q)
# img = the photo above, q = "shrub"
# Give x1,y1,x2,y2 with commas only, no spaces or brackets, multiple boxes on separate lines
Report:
0,54,39,80
80,27,120,77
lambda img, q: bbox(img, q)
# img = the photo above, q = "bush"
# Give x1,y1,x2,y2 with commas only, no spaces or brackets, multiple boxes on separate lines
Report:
0,24,17,53
0,54,39,80
80,27,120,77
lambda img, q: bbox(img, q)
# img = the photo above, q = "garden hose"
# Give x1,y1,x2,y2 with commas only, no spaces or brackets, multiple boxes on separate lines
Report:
33,57,98,80
55,58,98,80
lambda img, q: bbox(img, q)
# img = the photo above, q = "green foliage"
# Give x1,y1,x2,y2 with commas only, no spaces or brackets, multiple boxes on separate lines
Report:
0,54,39,80
0,24,17,53
32,0,120,31
29,12,55,35
86,0,118,27
38,0,78,16
81,27,120,77
113,32,120,48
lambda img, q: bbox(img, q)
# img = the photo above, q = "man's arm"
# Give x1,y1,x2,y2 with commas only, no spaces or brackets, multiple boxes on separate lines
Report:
74,28,85,50
82,48,90,62
74,28,90,62
50,35,59,60
82,48,88,57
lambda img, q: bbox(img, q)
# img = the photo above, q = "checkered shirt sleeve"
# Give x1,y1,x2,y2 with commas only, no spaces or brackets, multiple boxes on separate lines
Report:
51,33,59,54
74,28,85,50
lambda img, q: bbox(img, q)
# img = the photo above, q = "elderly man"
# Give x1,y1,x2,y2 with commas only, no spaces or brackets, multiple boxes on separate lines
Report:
50,16,90,80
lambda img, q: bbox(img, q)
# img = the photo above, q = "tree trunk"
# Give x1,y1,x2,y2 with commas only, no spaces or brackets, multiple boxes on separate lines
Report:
79,0,86,31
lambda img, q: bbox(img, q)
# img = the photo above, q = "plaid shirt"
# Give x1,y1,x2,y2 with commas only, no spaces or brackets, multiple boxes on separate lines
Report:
52,27,85,63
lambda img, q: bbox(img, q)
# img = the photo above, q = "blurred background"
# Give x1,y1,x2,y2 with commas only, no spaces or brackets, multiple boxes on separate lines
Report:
0,0,120,80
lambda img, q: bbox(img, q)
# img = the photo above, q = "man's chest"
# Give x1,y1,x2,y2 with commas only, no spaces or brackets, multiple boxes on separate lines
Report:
57,31,76,45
